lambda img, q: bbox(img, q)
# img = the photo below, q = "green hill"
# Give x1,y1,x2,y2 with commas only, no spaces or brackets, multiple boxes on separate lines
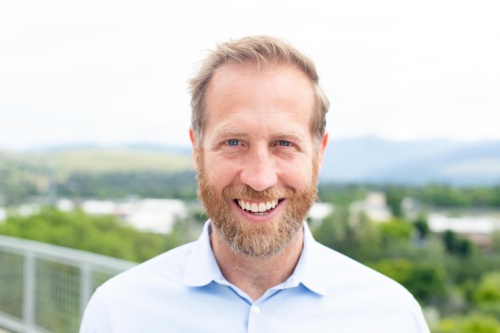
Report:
54,148,193,175
0,148,195,204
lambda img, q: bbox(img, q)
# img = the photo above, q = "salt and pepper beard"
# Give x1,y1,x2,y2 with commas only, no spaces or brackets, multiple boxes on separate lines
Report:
196,151,319,259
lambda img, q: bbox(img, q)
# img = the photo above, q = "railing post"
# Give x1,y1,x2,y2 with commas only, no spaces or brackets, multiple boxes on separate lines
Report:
80,262,92,319
23,250,36,332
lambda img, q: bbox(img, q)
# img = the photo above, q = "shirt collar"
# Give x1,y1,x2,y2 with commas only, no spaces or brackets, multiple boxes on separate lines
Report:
291,222,328,296
182,220,328,296
182,220,224,287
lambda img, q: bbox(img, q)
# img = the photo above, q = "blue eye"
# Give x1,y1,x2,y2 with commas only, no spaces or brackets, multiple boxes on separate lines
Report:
227,139,239,146
277,140,291,146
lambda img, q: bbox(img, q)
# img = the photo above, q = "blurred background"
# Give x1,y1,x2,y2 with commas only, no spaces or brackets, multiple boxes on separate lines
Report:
1,0,499,332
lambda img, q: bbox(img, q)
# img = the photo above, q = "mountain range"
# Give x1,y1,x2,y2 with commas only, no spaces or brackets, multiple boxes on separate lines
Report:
5,137,500,185
320,136,500,185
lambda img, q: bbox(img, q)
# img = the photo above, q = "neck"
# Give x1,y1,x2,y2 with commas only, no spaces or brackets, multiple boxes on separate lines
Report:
210,226,304,301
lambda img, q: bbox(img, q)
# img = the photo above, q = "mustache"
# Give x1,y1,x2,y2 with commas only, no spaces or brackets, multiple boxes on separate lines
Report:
222,185,295,201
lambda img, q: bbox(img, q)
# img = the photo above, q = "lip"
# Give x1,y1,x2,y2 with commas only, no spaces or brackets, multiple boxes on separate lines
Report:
232,198,285,224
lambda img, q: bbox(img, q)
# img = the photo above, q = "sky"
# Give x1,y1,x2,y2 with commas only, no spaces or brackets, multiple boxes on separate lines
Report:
1,0,499,150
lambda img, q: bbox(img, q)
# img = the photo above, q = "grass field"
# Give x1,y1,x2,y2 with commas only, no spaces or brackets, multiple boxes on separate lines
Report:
54,149,193,174
0,148,194,177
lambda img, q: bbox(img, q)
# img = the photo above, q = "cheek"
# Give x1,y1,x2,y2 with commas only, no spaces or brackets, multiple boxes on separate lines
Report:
278,159,315,189
203,158,240,189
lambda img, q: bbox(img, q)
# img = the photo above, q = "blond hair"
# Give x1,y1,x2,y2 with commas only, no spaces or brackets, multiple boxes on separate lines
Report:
189,35,329,146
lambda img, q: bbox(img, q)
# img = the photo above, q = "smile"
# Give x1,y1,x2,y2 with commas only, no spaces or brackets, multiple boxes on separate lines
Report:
235,199,282,215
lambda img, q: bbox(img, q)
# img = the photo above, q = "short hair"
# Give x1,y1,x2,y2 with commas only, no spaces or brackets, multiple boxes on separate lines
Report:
189,35,329,147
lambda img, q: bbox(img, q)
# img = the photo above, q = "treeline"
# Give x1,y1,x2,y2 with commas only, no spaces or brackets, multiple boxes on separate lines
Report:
0,149,195,205
0,168,198,205
318,183,500,212
58,170,198,200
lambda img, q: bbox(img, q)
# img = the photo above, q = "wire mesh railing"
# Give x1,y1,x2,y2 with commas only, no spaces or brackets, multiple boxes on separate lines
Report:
0,235,135,333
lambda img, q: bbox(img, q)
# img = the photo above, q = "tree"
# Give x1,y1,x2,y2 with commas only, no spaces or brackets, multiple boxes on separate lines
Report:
474,272,500,317
313,205,383,262
442,230,474,257
491,231,500,254
413,216,430,240
0,207,173,262
379,218,413,243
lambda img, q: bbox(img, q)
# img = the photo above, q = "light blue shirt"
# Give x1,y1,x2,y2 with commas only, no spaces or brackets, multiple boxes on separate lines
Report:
80,221,430,332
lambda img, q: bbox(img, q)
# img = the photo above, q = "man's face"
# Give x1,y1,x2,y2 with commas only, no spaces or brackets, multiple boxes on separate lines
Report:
191,63,328,258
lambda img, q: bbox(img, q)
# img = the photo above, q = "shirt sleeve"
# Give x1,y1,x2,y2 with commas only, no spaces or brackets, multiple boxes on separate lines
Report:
408,297,431,333
80,289,109,333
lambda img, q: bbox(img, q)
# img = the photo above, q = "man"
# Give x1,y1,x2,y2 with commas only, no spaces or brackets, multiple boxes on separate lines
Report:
80,36,430,332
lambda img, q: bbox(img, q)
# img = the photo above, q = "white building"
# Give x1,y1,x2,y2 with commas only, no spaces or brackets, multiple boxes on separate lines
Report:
350,192,392,223
428,212,500,248
78,198,188,234
121,199,187,234
308,202,334,226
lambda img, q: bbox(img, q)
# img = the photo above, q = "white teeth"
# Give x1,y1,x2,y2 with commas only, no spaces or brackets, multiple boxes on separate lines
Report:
237,199,279,213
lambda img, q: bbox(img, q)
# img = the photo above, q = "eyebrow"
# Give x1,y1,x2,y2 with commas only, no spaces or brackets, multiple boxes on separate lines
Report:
213,128,307,143
215,128,246,138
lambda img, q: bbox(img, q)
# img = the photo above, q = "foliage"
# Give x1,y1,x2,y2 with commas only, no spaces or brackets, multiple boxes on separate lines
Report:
0,149,196,205
317,183,370,206
313,206,383,261
0,207,179,262
434,314,500,333
442,230,475,257
473,272,500,318
379,218,413,243
492,231,500,254
318,183,500,210
57,170,197,200
413,216,430,240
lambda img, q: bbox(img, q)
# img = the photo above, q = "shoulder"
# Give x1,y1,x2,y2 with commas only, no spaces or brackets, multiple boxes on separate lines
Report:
314,241,417,306
99,241,196,292
80,242,198,332
310,242,429,332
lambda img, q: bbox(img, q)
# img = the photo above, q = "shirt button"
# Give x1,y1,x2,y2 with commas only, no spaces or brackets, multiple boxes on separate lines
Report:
252,306,260,315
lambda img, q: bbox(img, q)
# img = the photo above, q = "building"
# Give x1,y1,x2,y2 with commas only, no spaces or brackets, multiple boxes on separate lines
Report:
428,212,500,249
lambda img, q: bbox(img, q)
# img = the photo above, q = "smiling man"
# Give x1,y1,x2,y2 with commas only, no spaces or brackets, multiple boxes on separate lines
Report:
80,36,430,332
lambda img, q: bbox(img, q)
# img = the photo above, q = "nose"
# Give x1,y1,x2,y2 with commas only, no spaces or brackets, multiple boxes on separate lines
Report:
240,146,278,192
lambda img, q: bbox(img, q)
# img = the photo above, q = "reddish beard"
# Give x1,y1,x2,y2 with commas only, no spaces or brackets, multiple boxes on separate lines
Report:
196,152,319,258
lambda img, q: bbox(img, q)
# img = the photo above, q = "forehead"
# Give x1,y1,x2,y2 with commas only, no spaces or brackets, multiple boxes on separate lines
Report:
203,63,315,134
208,61,314,98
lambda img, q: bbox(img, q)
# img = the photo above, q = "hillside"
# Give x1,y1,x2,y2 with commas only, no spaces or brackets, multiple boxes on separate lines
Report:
0,147,193,175
0,147,195,204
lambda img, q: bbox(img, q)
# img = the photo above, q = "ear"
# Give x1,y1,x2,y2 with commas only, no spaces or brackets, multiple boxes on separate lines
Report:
189,128,198,170
317,132,328,171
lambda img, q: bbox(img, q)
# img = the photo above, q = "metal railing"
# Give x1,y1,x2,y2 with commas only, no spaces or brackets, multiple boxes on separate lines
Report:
0,235,135,333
